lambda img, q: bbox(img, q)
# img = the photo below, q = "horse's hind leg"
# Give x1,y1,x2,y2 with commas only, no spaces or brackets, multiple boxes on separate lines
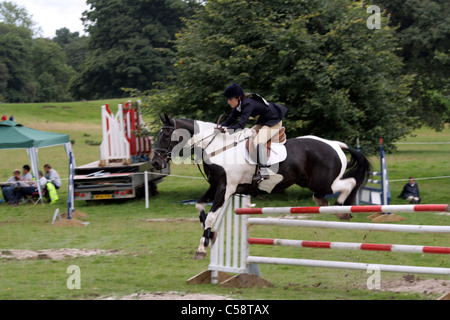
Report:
195,185,216,229
332,177,357,205
331,177,357,220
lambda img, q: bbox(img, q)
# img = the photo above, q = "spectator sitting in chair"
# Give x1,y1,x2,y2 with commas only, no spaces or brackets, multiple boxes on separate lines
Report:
22,164,33,183
7,169,34,206
12,171,47,205
43,164,61,189
398,176,421,204
1,169,21,203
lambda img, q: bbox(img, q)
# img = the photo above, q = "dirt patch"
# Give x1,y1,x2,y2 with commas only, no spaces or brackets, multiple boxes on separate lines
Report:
52,218,88,227
0,249,120,261
100,291,233,300
380,275,450,295
60,210,89,219
52,211,90,227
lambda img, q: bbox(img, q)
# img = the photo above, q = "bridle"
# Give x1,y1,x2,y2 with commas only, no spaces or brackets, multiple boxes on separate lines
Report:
155,118,218,163
154,115,246,166
154,119,177,163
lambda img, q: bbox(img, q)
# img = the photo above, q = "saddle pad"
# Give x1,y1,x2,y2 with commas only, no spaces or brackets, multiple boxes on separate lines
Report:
243,142,287,166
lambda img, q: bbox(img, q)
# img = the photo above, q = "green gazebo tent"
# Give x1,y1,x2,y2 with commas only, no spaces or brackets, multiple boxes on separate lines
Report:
0,120,75,207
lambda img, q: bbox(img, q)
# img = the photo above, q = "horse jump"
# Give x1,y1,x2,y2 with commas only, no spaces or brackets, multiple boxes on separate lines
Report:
188,196,450,286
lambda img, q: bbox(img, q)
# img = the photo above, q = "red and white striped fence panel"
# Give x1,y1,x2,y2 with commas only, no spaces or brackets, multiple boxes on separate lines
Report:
203,196,450,283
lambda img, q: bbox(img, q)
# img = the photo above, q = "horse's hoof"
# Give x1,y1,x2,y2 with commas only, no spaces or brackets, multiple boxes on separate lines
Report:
193,251,207,260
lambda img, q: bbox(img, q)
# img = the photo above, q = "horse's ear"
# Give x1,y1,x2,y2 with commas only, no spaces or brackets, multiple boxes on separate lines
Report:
159,113,165,123
164,113,171,124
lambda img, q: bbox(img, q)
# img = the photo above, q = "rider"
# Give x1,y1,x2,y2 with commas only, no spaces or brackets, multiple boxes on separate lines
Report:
220,83,288,182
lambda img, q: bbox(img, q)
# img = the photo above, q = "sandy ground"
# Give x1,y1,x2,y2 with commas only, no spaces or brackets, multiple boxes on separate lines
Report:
3,207,449,300
0,248,120,260
100,292,233,300
102,277,450,300
2,248,448,299
380,275,450,296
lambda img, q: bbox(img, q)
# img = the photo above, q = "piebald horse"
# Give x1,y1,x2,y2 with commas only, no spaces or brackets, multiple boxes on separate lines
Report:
152,114,371,259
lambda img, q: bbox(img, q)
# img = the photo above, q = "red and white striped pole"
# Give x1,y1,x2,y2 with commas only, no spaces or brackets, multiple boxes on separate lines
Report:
248,238,450,254
236,204,449,215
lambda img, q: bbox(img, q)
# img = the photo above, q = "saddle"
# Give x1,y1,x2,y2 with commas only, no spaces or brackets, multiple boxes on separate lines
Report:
246,127,287,158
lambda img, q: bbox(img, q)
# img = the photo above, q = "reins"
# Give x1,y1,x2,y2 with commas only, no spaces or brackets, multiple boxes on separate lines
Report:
156,117,249,183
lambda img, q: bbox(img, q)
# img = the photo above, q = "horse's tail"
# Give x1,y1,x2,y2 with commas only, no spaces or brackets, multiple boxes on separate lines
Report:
341,146,372,205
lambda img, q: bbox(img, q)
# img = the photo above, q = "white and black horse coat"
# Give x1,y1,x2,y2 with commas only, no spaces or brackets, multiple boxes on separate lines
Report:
152,115,371,259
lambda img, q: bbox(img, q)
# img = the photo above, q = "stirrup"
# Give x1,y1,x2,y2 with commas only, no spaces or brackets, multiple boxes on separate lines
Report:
252,172,269,183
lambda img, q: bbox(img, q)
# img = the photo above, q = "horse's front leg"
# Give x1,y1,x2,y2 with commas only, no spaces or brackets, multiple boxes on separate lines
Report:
194,185,233,260
195,185,216,229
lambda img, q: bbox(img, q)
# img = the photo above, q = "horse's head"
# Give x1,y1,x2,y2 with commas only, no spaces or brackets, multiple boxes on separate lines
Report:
152,113,177,170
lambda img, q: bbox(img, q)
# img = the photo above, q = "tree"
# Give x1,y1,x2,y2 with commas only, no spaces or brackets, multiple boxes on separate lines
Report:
0,3,76,102
53,28,80,47
0,23,35,102
0,1,32,28
0,1,37,102
141,0,413,154
31,38,76,102
0,1,40,35
53,28,89,73
374,0,450,130
0,62,8,101
70,0,201,100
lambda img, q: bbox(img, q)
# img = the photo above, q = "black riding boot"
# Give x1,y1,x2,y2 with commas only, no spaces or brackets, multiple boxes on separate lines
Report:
252,143,270,183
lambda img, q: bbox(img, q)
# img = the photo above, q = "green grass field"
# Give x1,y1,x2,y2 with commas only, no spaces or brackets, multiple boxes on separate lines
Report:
0,100,449,300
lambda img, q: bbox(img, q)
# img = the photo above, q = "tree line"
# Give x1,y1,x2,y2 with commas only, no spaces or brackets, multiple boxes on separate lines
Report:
0,0,199,103
0,0,448,154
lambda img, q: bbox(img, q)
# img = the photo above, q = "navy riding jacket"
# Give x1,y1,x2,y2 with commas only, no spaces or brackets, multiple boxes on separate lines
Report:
220,96,287,131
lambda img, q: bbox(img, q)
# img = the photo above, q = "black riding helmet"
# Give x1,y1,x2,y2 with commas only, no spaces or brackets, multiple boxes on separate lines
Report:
223,83,244,99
